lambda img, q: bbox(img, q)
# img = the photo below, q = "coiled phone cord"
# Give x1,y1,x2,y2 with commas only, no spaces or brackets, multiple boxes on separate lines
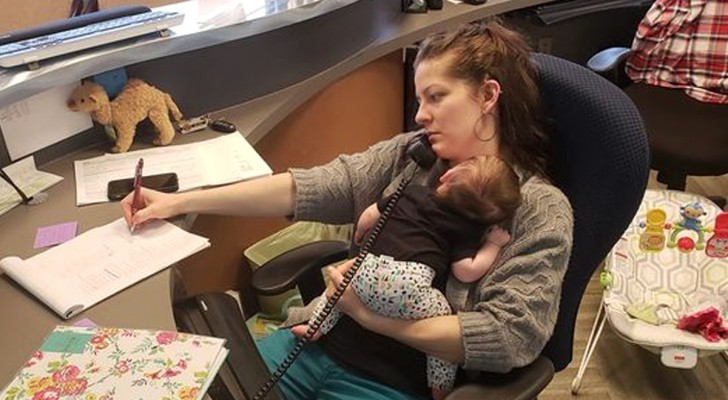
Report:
252,174,413,400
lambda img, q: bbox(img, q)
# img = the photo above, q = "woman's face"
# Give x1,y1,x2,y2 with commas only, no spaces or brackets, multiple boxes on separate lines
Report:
414,56,500,164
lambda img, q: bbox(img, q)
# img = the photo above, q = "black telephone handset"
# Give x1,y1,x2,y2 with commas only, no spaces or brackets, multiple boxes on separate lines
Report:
253,133,437,400
406,131,437,169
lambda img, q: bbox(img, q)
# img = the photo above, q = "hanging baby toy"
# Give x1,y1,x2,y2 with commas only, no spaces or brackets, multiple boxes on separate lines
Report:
667,202,709,252
639,208,669,251
705,212,728,258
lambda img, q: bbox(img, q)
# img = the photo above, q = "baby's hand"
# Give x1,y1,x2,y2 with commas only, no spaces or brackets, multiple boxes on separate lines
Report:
486,227,511,247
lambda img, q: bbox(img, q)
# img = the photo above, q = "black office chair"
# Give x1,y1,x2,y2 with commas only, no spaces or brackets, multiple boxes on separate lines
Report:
588,47,728,209
174,53,649,399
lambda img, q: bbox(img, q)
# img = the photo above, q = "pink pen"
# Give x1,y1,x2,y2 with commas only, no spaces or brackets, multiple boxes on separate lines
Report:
130,158,144,233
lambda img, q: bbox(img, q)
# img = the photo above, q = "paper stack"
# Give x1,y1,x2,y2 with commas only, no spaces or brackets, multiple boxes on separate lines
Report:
0,218,210,319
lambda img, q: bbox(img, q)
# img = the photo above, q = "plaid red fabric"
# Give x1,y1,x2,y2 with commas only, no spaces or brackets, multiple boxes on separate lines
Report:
626,0,728,104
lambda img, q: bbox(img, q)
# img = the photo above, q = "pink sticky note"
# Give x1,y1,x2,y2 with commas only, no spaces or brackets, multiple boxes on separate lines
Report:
72,318,97,328
34,222,78,249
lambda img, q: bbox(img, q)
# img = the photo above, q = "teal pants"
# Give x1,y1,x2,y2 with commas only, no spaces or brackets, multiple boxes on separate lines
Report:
255,329,423,400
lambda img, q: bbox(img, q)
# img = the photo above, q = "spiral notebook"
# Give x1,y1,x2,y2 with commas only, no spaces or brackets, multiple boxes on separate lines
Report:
0,325,227,400
0,218,210,319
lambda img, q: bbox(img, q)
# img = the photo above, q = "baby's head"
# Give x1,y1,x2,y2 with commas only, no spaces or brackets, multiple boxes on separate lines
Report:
436,155,521,224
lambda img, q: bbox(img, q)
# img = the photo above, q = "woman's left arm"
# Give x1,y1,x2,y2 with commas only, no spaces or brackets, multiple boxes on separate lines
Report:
326,265,465,363
454,182,573,372
328,180,574,370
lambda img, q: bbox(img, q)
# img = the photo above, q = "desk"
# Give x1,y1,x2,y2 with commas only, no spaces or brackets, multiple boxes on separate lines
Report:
0,0,553,388
0,129,224,384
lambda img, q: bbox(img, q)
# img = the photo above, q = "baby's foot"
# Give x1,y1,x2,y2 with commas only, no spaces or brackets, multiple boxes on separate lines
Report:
290,324,323,341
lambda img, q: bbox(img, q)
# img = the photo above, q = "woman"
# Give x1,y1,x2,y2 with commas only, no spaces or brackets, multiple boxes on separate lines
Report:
122,18,573,400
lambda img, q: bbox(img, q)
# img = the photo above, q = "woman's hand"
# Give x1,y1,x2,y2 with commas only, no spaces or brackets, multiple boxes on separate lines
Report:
120,187,182,230
291,259,369,342
325,259,369,319
354,203,381,244
324,258,465,363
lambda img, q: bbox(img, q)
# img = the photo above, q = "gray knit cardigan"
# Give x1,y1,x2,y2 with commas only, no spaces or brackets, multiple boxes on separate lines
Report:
288,132,574,374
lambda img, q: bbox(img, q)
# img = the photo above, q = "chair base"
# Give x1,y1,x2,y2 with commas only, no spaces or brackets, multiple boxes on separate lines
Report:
571,300,608,395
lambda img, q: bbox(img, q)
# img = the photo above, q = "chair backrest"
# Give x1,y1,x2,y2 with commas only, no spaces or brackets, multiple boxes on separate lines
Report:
589,47,728,193
626,84,728,188
533,53,649,371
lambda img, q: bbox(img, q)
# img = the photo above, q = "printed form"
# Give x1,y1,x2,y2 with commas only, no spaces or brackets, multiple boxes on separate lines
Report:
73,133,272,206
0,157,62,216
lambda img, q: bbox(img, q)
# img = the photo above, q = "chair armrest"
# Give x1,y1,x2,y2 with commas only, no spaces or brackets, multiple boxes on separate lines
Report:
587,47,632,73
587,47,634,88
446,356,555,400
251,240,349,302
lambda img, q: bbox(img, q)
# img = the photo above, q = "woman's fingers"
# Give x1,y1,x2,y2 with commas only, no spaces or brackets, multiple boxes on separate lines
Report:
337,258,356,273
120,188,176,229
324,259,366,317
325,259,356,295
120,190,137,226
325,266,343,298
354,229,363,244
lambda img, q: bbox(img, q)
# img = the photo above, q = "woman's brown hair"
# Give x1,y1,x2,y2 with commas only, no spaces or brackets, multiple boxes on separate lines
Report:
414,17,552,181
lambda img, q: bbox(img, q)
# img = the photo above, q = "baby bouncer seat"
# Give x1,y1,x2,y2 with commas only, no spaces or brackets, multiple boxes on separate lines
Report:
572,189,728,394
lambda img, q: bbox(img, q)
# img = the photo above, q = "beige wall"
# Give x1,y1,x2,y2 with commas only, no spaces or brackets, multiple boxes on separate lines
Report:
0,0,178,33
0,0,69,33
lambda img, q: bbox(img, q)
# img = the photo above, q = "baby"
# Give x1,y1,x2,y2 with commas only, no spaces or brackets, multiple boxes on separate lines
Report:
303,155,521,399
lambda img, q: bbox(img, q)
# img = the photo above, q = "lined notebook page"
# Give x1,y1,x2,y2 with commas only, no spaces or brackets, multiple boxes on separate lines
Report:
0,218,209,318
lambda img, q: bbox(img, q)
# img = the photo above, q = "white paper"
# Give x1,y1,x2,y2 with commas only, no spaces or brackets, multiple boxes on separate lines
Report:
0,156,63,217
73,133,272,206
196,132,272,185
0,218,210,319
0,83,93,161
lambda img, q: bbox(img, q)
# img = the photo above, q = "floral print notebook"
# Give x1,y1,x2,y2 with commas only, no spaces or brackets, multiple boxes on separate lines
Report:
0,325,228,400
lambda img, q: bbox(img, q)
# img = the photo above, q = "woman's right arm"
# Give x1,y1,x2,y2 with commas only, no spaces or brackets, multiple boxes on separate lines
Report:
122,172,295,227
123,132,416,228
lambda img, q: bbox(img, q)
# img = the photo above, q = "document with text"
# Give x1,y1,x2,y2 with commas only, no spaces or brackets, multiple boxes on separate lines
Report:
0,218,210,319
73,133,272,206
0,156,63,217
